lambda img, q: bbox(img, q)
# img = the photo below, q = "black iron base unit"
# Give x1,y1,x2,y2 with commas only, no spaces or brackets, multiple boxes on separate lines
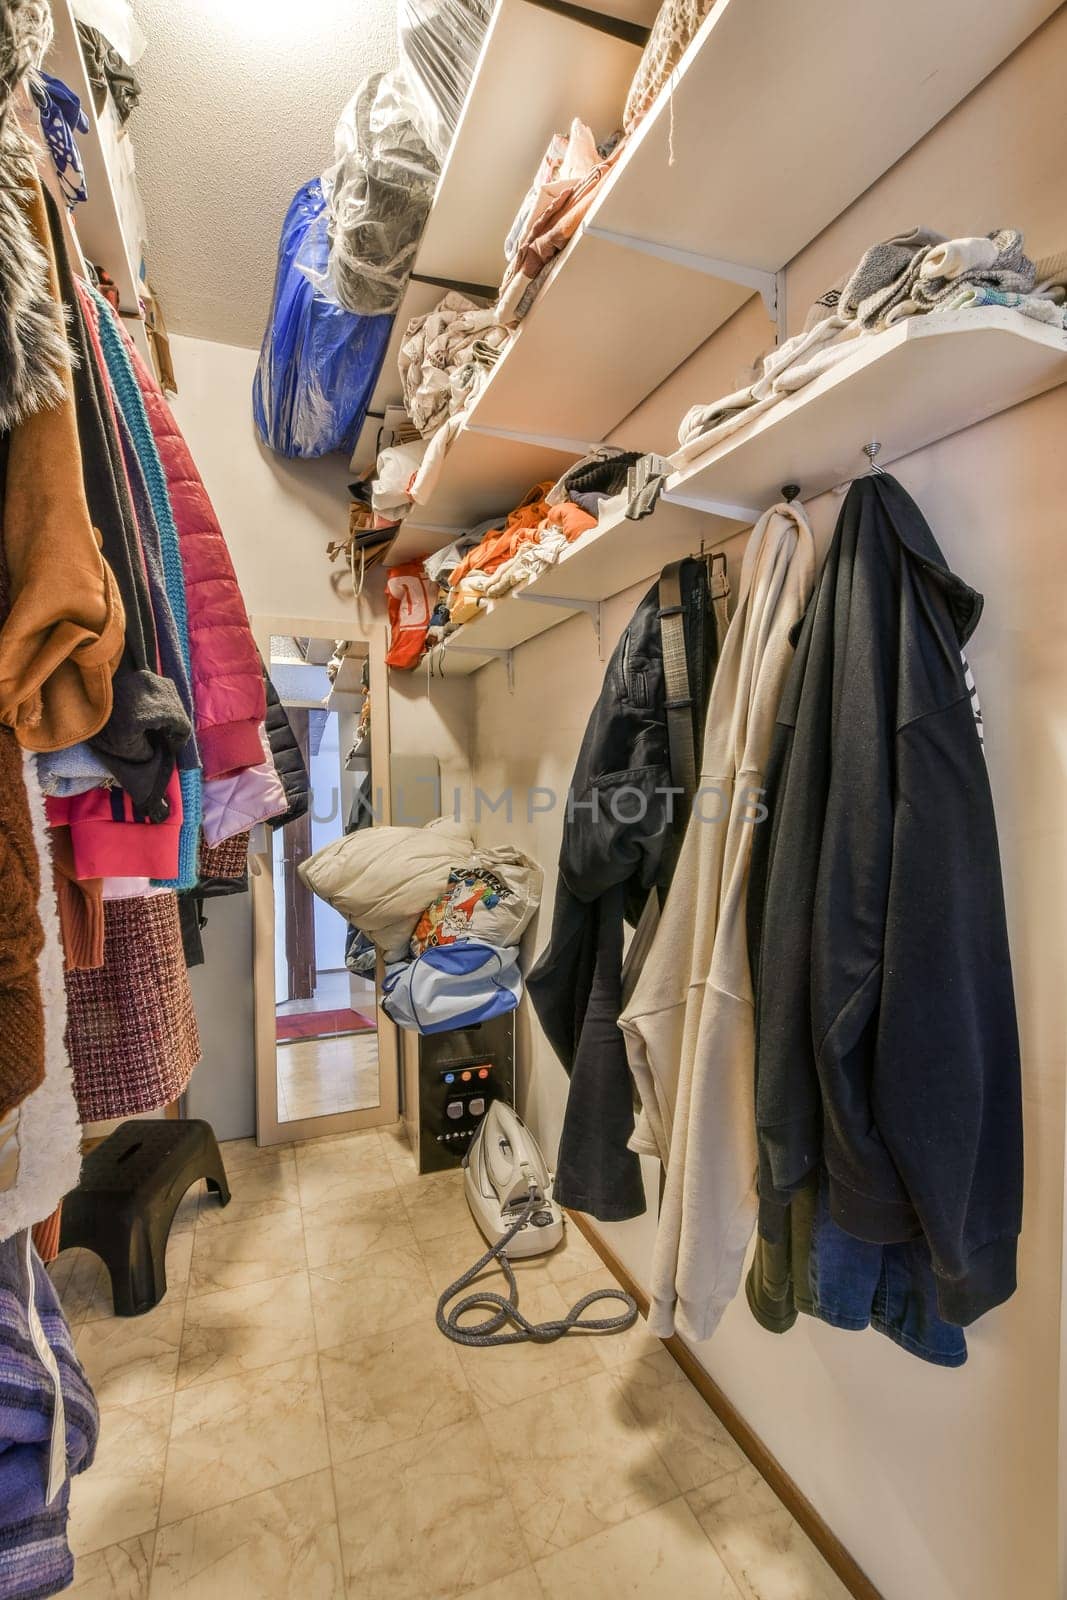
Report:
417,1013,515,1174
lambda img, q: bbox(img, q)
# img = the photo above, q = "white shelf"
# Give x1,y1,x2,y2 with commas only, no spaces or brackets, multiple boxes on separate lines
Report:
407,0,1058,458
668,309,1067,511
332,655,367,694
595,0,1057,271
432,312,1067,673
345,733,371,768
445,587,577,652
46,0,148,352
353,0,643,476
470,233,751,444
389,427,581,563
356,278,446,462
416,0,642,289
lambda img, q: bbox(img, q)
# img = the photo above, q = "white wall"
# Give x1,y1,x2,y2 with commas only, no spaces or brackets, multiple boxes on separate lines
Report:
469,16,1067,1599
132,0,399,346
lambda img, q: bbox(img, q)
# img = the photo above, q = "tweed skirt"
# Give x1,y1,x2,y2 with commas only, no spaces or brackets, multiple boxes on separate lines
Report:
199,830,249,883
65,892,201,1122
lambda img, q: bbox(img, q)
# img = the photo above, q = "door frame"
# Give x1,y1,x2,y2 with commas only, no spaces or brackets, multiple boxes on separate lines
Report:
250,613,398,1146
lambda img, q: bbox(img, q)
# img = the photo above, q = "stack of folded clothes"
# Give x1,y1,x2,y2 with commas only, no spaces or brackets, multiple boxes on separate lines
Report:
676,226,1067,462
496,120,625,325
446,482,596,625
373,291,512,518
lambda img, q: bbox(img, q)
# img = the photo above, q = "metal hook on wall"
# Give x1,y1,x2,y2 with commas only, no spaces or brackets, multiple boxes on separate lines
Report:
863,442,885,476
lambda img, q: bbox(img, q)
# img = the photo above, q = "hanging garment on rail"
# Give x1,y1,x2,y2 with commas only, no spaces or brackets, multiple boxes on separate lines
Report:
0,166,124,753
264,670,310,829
46,775,183,882
527,556,722,1221
81,283,210,888
103,299,267,783
0,1231,99,1600
200,726,286,848
49,827,104,973
0,752,80,1244
618,503,816,1341
745,1173,968,1369
42,187,191,818
0,9,69,438
0,725,45,1119
748,474,1022,1328
65,890,201,1122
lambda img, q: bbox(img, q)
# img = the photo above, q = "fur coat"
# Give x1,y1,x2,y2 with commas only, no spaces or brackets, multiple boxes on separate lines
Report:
0,0,68,433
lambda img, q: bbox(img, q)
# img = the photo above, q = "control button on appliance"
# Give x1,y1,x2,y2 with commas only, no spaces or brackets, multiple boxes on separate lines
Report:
469,1097,486,1117
446,1100,464,1120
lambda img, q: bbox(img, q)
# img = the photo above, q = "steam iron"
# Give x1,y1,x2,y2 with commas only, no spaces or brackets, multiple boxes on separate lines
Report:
463,1101,565,1259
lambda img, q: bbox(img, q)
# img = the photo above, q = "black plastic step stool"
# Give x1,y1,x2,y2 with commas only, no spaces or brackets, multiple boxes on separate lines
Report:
59,1118,231,1316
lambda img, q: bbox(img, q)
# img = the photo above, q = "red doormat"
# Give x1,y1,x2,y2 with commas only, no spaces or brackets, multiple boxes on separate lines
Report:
276,1007,376,1042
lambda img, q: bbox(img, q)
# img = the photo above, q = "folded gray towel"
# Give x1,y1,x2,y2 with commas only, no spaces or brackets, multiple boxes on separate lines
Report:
854,228,1035,327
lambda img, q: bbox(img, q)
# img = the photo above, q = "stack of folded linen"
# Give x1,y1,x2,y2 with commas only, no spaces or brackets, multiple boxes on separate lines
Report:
676,227,1067,462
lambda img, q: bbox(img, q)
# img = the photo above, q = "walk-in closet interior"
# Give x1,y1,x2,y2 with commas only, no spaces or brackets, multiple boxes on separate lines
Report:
1,1,1065,1596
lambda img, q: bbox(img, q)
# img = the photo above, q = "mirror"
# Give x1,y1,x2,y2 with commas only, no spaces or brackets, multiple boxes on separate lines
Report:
251,623,398,1143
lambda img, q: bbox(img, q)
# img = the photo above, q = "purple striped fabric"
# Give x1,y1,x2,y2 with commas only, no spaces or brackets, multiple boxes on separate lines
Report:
0,1234,98,1600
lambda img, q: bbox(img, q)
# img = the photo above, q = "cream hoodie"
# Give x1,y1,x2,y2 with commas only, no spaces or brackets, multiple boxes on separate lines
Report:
619,503,816,1342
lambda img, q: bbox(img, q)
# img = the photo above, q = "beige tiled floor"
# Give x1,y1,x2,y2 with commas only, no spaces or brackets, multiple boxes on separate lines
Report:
52,1127,852,1600
276,1032,381,1121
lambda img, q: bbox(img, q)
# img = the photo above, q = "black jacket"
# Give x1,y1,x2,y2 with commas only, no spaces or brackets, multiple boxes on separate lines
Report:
264,669,309,828
747,474,1022,1326
528,557,718,1220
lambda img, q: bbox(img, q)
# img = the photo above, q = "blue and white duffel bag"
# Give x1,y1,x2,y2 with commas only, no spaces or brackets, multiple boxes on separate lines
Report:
381,940,522,1034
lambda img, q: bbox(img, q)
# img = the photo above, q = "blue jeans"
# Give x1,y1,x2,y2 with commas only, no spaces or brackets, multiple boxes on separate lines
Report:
747,1175,967,1368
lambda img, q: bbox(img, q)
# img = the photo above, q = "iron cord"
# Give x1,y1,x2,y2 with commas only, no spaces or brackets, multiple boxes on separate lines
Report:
436,1193,639,1347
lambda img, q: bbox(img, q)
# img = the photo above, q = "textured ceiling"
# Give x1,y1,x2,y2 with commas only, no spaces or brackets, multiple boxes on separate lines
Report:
131,0,398,348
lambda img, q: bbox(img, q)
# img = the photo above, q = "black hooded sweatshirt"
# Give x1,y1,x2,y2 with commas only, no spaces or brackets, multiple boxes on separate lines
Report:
747,474,1022,1327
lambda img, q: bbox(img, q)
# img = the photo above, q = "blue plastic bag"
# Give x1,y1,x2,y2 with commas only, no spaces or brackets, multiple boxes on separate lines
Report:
253,179,393,459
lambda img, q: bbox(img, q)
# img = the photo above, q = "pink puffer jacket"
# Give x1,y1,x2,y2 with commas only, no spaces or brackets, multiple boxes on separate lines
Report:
116,323,265,778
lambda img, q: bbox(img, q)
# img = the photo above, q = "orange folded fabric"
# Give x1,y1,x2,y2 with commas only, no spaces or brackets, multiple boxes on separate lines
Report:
0,723,45,1118
449,482,555,587
542,501,597,543
50,825,105,972
0,164,124,751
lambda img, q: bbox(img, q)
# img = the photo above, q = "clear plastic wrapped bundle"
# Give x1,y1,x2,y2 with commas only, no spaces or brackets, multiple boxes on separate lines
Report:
323,71,440,317
398,0,492,163
322,0,491,316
